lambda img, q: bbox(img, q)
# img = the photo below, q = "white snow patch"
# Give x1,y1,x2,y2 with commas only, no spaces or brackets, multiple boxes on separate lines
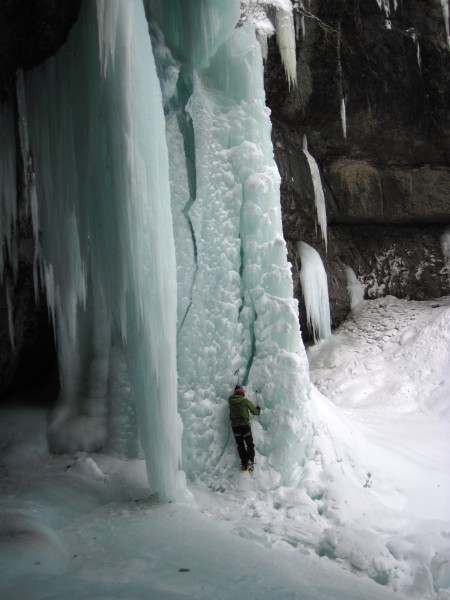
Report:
1,298,449,598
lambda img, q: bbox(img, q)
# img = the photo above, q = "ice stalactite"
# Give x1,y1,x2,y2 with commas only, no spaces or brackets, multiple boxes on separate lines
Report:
345,266,365,310
0,98,17,281
341,97,347,139
2,0,315,496
0,97,18,354
441,0,450,49
441,227,450,284
297,242,331,342
302,135,328,252
22,0,180,502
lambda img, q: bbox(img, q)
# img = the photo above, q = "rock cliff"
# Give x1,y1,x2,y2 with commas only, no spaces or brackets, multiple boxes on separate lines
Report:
265,0,450,338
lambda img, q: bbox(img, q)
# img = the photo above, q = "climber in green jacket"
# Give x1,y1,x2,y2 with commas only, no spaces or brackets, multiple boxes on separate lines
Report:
228,385,260,471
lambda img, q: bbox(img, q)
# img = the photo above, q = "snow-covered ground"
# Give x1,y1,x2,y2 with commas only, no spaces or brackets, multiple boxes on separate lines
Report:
1,296,449,599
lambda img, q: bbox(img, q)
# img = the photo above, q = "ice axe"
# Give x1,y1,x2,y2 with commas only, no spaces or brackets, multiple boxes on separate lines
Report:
234,368,240,386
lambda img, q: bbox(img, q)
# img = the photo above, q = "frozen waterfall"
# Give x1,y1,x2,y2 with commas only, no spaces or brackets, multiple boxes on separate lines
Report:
21,0,179,501
1,0,315,498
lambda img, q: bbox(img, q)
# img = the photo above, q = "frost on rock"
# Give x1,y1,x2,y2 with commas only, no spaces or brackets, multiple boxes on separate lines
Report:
297,242,331,342
302,135,328,252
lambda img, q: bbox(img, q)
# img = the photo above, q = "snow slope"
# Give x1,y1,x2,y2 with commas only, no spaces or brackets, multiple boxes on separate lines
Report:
1,297,449,599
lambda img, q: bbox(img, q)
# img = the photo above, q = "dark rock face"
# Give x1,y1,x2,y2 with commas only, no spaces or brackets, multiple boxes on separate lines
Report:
0,0,81,97
0,0,80,398
265,0,450,340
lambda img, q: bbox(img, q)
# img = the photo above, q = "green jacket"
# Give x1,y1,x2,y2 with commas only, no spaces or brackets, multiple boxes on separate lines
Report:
228,393,261,427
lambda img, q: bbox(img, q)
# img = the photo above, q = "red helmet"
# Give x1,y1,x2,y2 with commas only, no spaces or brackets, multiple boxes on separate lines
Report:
234,386,245,396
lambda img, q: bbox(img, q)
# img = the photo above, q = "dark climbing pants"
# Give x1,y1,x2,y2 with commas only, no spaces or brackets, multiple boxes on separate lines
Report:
232,425,255,467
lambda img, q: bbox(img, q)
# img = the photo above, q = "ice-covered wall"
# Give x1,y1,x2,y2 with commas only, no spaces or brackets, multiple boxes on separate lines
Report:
150,0,313,486
19,0,179,501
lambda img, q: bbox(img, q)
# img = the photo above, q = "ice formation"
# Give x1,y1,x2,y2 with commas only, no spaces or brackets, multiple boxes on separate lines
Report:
297,242,331,342
441,0,450,48
19,0,179,501
241,0,297,89
441,227,450,283
345,266,364,309
0,0,314,498
302,135,328,252
340,97,347,139
154,0,312,485
0,98,17,281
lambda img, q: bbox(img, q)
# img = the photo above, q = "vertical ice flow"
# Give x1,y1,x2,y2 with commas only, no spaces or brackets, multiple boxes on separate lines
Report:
241,0,297,89
0,98,17,281
173,13,312,486
341,97,347,139
345,266,364,309
440,0,450,48
297,241,331,342
302,135,328,252
4,0,316,495
23,0,179,501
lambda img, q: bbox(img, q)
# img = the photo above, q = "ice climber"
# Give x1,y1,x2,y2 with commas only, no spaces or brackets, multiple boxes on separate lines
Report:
228,385,261,471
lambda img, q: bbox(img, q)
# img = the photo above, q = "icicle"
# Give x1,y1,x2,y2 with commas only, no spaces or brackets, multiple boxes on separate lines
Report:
0,98,17,281
297,241,331,342
344,266,364,309
5,278,15,352
440,0,450,49
16,69,42,299
441,227,450,283
376,0,391,17
24,0,180,501
341,97,347,139
302,135,328,252
274,2,298,89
